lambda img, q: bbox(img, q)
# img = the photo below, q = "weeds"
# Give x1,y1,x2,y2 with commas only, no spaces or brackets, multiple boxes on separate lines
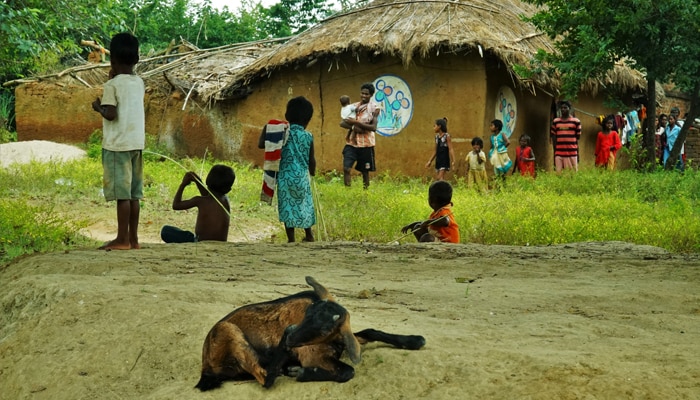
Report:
0,89,16,143
1,147,699,266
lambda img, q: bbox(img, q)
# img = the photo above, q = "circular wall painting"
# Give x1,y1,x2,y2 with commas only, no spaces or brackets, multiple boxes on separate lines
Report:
495,86,517,138
372,75,413,137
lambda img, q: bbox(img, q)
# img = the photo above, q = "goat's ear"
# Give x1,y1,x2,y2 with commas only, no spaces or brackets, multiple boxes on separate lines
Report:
341,316,362,364
305,276,336,302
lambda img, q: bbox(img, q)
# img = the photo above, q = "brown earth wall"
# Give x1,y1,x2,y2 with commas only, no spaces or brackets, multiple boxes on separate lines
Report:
212,52,493,178
15,82,103,142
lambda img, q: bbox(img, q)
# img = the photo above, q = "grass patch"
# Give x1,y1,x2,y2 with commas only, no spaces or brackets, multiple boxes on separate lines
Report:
2,144,699,265
313,168,699,252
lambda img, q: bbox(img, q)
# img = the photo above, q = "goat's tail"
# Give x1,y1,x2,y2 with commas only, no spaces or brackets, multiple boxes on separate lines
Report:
194,373,223,392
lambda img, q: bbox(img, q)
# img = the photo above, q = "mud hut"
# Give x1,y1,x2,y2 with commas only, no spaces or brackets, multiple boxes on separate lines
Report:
12,0,649,176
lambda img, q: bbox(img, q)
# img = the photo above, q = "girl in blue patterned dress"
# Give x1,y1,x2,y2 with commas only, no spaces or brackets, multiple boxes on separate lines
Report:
488,119,512,178
277,96,317,242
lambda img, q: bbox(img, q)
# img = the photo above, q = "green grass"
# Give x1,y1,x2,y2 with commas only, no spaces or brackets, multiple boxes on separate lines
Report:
2,142,699,265
314,168,699,252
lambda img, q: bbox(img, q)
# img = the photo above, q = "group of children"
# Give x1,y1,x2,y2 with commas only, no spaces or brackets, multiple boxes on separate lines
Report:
424,111,626,188
92,31,624,250
92,32,236,249
421,116,537,191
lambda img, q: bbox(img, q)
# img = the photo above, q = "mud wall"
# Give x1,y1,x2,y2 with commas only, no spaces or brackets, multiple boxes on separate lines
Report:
221,52,554,177
18,52,681,175
15,83,103,142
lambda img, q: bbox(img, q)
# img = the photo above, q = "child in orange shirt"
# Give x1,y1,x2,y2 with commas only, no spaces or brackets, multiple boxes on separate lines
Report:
512,134,536,178
401,181,460,243
595,115,622,170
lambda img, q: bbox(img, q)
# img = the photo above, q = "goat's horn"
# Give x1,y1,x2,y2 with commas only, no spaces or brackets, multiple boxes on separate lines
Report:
341,316,362,364
333,314,340,321
305,276,336,301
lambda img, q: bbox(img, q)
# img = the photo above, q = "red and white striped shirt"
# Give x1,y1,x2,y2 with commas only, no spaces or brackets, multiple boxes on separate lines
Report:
551,117,581,157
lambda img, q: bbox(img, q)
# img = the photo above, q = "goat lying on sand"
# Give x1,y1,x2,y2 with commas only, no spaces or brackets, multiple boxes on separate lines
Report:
195,276,426,390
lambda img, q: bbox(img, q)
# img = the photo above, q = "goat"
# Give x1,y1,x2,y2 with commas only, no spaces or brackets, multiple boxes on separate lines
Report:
195,276,426,390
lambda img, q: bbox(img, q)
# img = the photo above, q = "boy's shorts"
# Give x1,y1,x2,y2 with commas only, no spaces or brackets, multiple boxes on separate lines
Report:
102,149,144,201
343,145,375,172
355,146,376,172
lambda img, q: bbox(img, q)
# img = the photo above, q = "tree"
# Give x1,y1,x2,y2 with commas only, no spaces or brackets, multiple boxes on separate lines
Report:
268,0,333,36
0,0,126,80
522,0,700,170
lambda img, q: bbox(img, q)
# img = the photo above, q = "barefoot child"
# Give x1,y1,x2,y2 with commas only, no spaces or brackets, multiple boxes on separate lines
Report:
465,137,488,191
425,117,456,181
512,134,536,178
488,119,512,179
91,32,145,250
160,165,235,243
401,181,460,243
594,115,622,170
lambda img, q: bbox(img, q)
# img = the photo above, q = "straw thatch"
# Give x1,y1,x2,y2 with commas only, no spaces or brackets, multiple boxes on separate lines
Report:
3,39,281,106
4,0,647,104
221,0,646,100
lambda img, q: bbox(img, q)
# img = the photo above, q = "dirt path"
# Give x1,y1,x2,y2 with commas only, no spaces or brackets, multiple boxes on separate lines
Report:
1,241,699,399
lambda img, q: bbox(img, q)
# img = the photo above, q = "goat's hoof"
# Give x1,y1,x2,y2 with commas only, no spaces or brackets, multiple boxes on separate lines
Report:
263,375,277,389
287,366,304,377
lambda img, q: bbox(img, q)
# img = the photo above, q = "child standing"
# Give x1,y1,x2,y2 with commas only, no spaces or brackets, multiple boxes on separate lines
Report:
488,119,512,178
259,96,317,243
512,134,536,178
91,33,145,250
425,117,455,181
401,181,460,243
655,114,668,166
160,165,235,243
465,137,488,192
594,115,622,170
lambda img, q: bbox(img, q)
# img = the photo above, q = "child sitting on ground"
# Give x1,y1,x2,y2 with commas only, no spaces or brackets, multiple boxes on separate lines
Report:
400,180,460,243
160,164,235,243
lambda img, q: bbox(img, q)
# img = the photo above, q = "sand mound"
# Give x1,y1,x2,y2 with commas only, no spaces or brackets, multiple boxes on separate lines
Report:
0,140,86,168
1,241,698,399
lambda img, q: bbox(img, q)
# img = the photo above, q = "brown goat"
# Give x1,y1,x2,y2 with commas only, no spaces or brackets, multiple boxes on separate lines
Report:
195,276,426,390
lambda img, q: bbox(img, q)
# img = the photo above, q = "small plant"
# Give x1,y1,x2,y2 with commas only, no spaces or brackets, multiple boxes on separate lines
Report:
85,129,103,159
0,89,16,143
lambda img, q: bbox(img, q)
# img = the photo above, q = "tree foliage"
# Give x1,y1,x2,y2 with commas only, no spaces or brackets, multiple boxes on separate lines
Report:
0,0,338,83
0,0,125,79
268,0,333,36
522,0,700,170
0,0,343,137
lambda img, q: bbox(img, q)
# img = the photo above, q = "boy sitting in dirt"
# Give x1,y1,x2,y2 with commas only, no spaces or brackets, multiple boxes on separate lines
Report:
160,165,235,243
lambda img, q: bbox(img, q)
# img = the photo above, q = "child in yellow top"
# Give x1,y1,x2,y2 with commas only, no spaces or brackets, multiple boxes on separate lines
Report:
465,137,487,192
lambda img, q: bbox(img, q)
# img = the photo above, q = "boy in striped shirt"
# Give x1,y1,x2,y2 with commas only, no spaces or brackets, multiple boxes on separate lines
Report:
550,101,581,173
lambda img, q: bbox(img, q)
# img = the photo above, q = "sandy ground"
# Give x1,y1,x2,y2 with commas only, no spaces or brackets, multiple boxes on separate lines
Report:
1,241,699,400
0,140,86,168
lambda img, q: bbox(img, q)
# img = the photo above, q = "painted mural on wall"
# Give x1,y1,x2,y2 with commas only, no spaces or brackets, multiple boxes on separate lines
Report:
373,75,413,137
496,86,517,138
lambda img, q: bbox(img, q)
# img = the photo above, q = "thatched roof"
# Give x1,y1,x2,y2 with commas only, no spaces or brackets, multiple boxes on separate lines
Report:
221,0,646,100
3,39,281,106
5,0,647,104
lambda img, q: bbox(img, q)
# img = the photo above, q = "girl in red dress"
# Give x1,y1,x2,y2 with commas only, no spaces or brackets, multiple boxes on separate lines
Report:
595,115,622,170
513,134,536,178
